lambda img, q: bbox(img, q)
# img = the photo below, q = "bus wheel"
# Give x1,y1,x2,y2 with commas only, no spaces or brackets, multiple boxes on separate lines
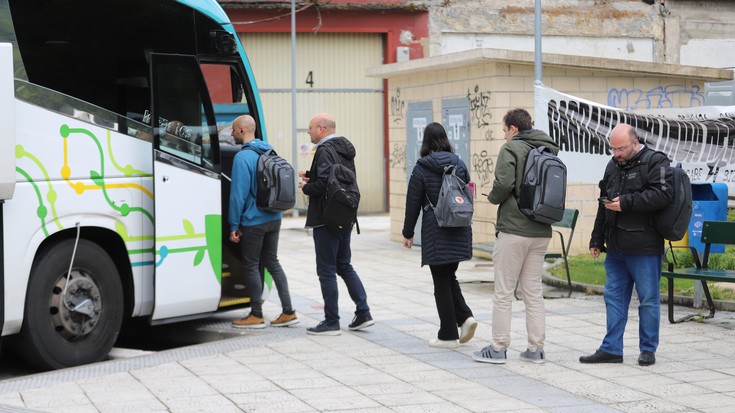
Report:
18,239,124,370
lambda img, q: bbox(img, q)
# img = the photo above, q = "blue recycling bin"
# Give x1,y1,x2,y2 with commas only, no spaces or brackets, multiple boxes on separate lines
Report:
689,183,728,254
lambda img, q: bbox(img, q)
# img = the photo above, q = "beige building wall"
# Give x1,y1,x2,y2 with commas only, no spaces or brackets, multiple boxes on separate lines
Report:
369,48,732,255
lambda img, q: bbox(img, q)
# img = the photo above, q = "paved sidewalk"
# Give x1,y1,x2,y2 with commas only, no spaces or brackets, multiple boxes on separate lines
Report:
2,215,735,412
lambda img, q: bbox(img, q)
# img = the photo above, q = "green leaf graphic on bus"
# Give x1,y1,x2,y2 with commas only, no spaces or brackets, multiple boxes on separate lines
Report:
154,216,222,284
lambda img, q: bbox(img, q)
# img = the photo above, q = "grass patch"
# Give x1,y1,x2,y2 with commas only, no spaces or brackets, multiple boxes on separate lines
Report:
548,209,735,300
548,249,735,300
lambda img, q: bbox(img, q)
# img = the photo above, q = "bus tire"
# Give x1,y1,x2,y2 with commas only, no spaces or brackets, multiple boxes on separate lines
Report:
18,239,124,370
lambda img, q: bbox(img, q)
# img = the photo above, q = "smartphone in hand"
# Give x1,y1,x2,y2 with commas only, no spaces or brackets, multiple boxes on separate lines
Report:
598,196,612,204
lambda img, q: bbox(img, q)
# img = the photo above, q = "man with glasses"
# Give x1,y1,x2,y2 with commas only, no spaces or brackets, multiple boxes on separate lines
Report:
298,113,374,335
580,123,673,366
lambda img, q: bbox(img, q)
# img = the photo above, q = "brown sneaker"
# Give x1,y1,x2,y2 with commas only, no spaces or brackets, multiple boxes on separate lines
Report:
270,312,299,327
232,314,265,329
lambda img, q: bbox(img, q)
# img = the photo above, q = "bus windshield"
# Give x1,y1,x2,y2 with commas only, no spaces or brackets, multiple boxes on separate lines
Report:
4,0,246,129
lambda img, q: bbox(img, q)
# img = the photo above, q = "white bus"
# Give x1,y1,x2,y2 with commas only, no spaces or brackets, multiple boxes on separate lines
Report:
0,0,270,369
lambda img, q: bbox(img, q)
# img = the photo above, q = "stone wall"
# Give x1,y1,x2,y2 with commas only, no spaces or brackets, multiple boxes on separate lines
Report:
419,0,735,68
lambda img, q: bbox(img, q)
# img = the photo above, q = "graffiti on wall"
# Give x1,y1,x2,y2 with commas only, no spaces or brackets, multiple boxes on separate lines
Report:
390,88,406,123
607,85,704,110
472,150,494,190
391,143,407,168
467,86,492,129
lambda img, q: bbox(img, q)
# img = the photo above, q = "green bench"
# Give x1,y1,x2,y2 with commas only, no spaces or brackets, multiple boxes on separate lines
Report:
545,208,579,298
662,220,735,323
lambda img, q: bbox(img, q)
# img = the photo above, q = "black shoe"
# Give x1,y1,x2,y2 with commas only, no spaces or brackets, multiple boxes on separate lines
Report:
579,350,623,364
638,351,656,366
306,321,340,336
348,313,375,331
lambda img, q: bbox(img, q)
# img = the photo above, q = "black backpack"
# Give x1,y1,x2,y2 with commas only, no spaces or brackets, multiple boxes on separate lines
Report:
640,150,692,241
244,147,296,212
516,140,567,224
322,146,361,233
425,164,473,227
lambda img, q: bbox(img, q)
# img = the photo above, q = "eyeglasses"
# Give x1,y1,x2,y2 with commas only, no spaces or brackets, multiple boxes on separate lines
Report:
611,143,633,153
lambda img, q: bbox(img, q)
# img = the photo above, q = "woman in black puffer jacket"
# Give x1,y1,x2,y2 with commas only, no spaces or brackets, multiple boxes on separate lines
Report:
402,122,477,349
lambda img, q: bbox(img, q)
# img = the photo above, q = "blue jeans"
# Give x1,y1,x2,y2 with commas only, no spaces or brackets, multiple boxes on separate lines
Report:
600,252,661,355
312,226,370,325
239,219,293,317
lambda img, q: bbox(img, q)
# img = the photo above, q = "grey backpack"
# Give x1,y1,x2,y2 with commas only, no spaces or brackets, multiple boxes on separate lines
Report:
244,147,296,212
517,141,567,224
425,165,474,227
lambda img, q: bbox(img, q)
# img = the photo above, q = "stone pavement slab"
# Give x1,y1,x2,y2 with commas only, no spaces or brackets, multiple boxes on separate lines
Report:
1,215,735,412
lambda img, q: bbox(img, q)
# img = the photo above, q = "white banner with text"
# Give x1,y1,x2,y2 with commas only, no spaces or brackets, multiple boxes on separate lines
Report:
534,85,735,195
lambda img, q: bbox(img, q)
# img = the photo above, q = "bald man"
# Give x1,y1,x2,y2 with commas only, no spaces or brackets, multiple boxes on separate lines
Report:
581,123,673,367
298,113,374,335
228,115,298,329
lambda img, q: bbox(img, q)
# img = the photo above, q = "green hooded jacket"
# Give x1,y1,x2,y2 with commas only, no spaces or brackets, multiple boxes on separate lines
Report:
488,129,560,238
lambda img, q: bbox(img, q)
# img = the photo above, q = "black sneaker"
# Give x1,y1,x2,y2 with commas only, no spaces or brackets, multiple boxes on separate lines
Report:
306,321,340,336
348,313,375,331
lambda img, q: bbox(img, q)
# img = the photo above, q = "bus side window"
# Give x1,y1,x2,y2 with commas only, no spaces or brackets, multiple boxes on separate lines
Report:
200,63,253,144
159,120,202,161
152,56,216,169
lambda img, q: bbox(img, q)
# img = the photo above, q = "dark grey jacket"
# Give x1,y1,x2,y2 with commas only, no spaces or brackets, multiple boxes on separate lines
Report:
402,151,473,267
589,146,673,255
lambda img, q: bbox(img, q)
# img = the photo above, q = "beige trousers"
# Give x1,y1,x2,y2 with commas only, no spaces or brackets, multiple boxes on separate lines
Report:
492,232,550,352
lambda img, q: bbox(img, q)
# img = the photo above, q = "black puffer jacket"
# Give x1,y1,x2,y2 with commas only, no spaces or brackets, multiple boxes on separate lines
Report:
589,146,673,255
302,136,357,228
402,151,473,266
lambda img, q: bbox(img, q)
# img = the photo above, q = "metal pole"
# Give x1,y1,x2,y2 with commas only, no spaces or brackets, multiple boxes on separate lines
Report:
291,0,299,216
534,0,542,85
534,0,545,127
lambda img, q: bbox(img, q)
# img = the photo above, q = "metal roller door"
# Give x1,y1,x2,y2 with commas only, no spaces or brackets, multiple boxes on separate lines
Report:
239,32,385,213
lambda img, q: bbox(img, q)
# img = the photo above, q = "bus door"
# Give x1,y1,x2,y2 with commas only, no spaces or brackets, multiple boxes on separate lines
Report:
199,61,260,308
149,53,222,321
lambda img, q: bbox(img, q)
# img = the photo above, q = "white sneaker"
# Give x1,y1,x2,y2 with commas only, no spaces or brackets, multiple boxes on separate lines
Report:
459,317,478,344
428,338,459,349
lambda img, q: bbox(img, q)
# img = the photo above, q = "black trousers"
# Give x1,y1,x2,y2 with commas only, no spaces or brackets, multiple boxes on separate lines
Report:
429,262,473,340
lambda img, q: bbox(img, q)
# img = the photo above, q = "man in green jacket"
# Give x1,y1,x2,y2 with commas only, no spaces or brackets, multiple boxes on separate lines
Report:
473,108,559,365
